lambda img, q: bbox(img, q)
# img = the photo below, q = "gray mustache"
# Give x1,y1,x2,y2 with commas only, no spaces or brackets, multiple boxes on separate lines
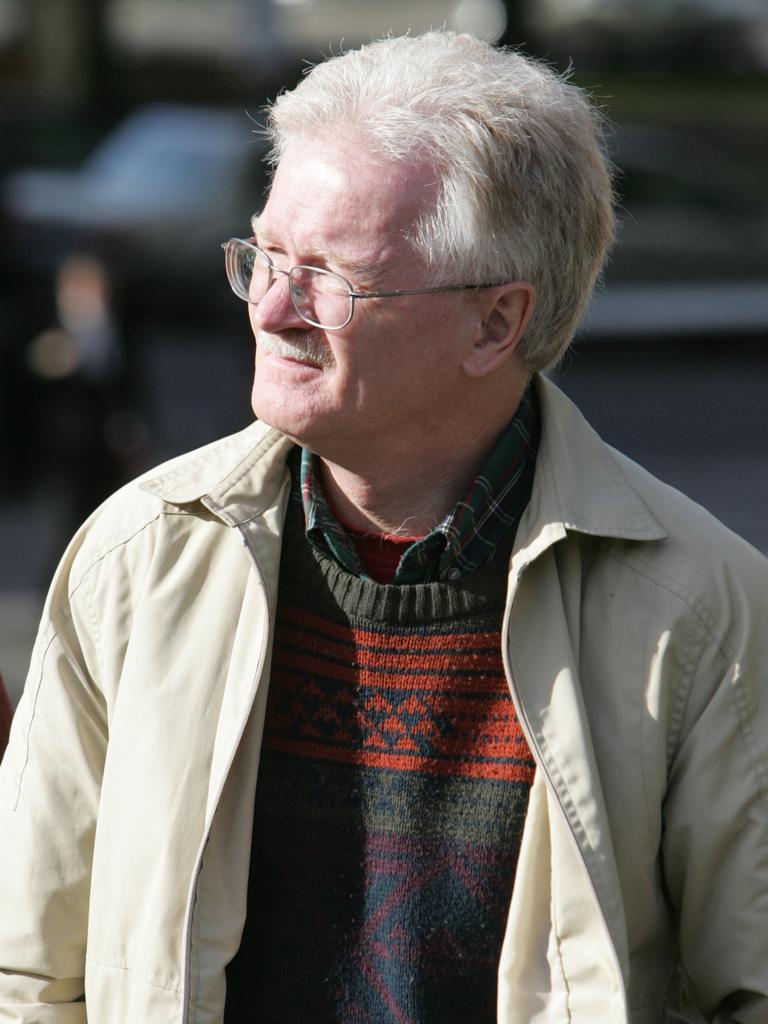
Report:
258,331,334,368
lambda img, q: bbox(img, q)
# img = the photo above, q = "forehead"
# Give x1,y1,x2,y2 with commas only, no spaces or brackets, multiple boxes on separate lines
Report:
258,137,440,270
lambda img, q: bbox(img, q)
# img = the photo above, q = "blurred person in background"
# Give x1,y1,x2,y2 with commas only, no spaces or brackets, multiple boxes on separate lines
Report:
25,253,146,571
0,250,146,584
1,30,767,1024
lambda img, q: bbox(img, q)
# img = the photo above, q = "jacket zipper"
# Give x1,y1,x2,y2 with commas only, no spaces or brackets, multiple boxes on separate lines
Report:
499,563,628,1021
180,528,273,1024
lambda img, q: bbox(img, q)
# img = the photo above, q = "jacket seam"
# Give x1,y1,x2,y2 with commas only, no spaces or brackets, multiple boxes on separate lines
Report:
640,586,660,831
66,512,218,598
728,664,768,815
597,446,663,536
549,852,575,1021
66,511,184,597
189,875,202,1024
4,625,61,807
528,720,615,956
665,612,710,769
602,543,735,666
11,513,189,800
63,517,168,720
663,597,768,822
604,543,733,769
82,559,105,690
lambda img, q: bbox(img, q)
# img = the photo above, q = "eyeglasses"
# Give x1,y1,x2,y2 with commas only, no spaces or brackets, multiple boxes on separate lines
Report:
222,237,502,331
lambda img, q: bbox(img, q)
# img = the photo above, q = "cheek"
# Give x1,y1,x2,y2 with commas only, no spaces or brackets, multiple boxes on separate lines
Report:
350,333,455,413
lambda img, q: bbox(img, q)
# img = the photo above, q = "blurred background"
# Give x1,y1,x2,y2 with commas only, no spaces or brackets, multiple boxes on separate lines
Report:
1,0,767,702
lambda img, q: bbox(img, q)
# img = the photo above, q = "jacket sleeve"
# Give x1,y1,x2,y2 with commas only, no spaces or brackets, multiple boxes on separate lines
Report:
0,548,107,1022
661,565,768,1024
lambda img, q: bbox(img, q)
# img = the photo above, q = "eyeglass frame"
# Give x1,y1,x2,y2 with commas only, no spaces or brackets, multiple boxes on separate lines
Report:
222,237,506,331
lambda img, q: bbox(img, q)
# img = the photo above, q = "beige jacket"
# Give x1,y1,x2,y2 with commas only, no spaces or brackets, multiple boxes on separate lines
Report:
1,376,767,1024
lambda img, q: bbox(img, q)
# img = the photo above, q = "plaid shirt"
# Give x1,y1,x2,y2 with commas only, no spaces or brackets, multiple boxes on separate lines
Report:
290,386,540,584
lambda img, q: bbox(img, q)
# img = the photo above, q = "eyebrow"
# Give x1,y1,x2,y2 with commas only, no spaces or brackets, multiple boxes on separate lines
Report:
249,214,373,284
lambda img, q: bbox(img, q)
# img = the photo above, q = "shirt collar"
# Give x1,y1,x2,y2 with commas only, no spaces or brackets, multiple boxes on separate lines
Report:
296,448,366,577
293,386,540,584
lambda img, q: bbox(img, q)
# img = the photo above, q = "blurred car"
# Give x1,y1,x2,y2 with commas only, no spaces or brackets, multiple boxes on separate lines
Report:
581,121,768,341
0,103,269,319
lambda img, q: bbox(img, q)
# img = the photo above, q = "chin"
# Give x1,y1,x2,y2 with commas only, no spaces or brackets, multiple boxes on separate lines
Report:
251,392,285,430
251,387,323,445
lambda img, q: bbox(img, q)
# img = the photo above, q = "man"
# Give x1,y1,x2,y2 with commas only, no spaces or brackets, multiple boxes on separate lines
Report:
1,30,767,1024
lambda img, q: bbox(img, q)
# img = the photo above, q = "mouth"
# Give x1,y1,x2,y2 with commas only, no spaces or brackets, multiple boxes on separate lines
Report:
268,349,318,366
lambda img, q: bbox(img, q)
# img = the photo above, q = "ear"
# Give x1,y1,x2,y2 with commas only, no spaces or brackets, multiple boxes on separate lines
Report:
462,283,535,379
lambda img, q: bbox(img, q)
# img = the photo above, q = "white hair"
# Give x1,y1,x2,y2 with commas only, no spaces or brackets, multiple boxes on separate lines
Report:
266,31,615,371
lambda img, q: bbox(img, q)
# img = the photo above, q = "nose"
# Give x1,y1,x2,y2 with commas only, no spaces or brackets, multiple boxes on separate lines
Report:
250,273,306,333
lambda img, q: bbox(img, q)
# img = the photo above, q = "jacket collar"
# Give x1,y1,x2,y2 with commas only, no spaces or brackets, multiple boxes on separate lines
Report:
512,376,666,567
139,419,295,526
140,375,667,542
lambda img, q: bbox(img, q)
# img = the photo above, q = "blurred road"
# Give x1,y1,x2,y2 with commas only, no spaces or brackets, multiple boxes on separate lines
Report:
2,325,766,706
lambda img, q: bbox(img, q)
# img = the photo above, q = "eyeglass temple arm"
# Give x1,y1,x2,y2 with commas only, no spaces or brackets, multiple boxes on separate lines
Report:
349,283,499,299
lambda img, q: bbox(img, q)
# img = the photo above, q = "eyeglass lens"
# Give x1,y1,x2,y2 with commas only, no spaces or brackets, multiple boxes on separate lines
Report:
232,242,352,329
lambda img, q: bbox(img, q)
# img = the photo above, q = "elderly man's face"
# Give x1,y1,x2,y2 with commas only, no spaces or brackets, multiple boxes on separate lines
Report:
248,135,483,461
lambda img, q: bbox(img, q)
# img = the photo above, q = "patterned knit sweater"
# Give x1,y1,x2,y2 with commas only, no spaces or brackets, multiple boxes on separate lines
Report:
224,513,536,1023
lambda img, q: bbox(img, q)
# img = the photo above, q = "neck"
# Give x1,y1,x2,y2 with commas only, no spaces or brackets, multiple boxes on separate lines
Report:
305,370,531,537
316,417,516,537
319,455,474,538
